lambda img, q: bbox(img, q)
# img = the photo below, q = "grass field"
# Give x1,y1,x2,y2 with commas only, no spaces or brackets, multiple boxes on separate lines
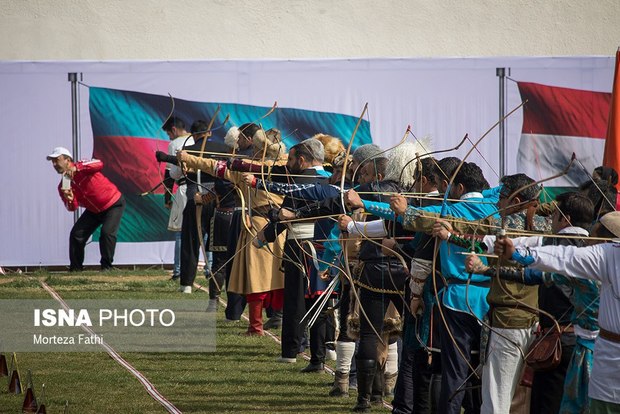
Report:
0,270,386,414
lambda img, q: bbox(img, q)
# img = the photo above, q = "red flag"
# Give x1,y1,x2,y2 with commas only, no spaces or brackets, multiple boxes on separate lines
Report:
603,49,620,182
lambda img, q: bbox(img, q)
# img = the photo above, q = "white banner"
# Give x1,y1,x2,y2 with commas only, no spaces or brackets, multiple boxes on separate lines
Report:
0,57,613,266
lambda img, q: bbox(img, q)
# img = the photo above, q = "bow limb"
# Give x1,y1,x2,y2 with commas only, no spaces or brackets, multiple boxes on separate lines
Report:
235,184,255,237
493,153,578,351
340,228,386,346
430,237,480,376
150,93,177,199
330,103,389,344
398,132,469,187
504,153,576,208
574,157,617,215
341,117,415,334
340,103,369,211
243,103,279,235
159,93,176,129
195,197,221,292
193,105,222,267
445,154,578,362
429,102,528,378
140,181,164,197
443,100,527,215
350,124,409,188
195,105,222,185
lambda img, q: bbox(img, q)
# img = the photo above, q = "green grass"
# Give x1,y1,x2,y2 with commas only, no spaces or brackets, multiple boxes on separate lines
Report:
0,270,376,413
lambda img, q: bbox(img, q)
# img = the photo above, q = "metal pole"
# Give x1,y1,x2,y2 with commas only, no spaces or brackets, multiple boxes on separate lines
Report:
496,68,506,178
68,72,82,223
496,67,507,177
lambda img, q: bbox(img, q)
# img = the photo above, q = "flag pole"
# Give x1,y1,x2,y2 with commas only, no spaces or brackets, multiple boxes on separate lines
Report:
496,67,508,177
602,48,620,209
68,72,82,224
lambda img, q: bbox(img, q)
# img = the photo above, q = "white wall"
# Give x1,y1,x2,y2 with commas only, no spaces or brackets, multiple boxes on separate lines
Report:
1,0,617,267
1,0,618,60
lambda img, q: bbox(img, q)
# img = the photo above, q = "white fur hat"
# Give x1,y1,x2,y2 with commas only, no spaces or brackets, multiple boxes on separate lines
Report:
224,126,240,150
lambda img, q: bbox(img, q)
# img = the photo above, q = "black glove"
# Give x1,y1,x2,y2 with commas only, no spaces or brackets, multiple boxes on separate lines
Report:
155,151,167,162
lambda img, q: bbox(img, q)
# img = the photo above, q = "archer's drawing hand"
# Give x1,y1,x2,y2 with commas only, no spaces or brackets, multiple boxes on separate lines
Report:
464,254,489,274
177,150,190,164
242,173,256,187
278,208,295,221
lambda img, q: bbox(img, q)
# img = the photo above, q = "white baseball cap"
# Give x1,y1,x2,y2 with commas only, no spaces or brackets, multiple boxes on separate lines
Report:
46,147,72,160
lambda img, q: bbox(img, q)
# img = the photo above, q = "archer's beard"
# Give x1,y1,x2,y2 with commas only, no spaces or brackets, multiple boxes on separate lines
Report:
288,161,303,174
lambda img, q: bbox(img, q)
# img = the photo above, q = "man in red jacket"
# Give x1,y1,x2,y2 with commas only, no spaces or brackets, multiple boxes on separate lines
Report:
47,147,125,271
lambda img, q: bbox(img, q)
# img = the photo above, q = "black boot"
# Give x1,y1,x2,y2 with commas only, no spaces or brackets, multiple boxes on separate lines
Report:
370,368,384,405
264,310,283,330
352,359,376,413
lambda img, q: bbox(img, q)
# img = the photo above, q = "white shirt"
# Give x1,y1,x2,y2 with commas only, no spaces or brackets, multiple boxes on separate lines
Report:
167,134,194,181
346,220,387,238
522,242,620,404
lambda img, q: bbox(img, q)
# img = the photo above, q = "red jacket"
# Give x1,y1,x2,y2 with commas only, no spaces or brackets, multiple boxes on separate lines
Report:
57,159,121,213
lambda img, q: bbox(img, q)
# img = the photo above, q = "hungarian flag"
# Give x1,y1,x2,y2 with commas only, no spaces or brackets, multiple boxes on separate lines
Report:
88,86,373,242
516,82,611,188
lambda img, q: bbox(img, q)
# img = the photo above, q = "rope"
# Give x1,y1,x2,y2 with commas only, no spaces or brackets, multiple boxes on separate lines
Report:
39,280,182,414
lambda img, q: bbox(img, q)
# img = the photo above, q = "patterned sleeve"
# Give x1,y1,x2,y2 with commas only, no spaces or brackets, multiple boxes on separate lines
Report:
362,199,396,220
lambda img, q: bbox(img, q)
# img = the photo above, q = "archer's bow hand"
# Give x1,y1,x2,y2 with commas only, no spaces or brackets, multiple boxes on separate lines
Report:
389,195,407,216
344,189,364,210
432,219,453,240
338,214,352,231
494,237,516,261
381,237,397,257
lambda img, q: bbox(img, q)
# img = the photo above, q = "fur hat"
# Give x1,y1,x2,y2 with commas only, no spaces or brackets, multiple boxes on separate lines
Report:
224,126,240,150
600,211,620,238
311,134,345,165
253,128,286,160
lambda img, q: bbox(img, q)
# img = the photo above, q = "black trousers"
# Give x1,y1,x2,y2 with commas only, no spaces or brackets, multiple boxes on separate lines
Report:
357,287,404,360
437,306,482,414
281,240,308,358
392,347,434,414
208,251,227,299
337,280,356,342
224,211,246,320
69,195,125,270
305,296,329,365
179,198,210,287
